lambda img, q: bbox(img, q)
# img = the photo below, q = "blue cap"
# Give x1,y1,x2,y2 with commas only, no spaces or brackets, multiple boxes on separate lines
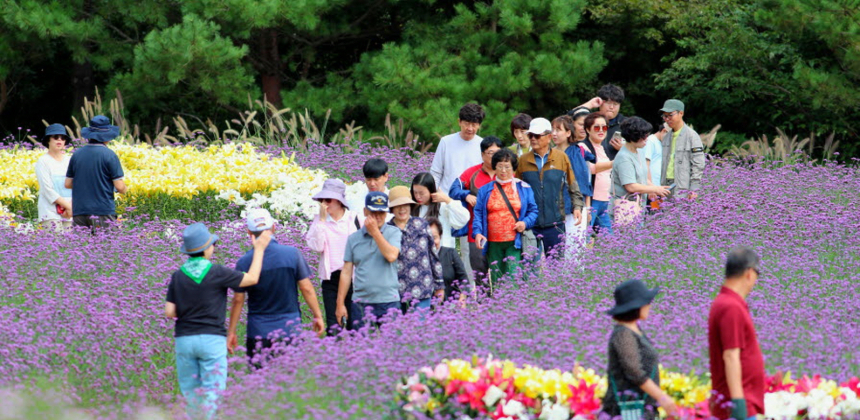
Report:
180,222,220,254
365,191,389,212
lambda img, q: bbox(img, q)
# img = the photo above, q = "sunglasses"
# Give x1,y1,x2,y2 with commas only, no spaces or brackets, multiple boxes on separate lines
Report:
590,125,609,132
527,133,549,139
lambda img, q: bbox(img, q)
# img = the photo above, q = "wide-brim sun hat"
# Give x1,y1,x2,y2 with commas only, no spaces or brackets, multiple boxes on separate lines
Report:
81,115,120,143
43,123,71,145
606,279,660,315
312,178,350,209
180,222,220,255
387,185,416,210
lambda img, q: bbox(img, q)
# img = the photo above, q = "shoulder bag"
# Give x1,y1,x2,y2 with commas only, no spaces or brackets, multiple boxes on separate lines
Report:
494,182,538,256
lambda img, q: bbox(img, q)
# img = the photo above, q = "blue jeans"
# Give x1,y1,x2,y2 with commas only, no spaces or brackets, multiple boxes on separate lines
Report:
351,301,400,329
401,298,432,320
590,200,613,235
175,334,228,419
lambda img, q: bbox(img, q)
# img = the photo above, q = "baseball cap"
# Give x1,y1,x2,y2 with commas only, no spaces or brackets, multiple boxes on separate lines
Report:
660,99,685,113
246,208,275,232
527,117,552,135
365,191,389,212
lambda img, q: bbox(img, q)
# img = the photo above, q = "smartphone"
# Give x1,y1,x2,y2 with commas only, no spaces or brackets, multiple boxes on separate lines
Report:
611,131,623,143
340,315,347,327
668,183,677,197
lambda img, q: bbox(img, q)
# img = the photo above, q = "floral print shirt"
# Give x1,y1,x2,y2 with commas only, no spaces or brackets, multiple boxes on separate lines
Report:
388,217,444,302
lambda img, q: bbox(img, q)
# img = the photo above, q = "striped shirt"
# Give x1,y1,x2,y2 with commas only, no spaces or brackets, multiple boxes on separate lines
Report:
305,210,360,280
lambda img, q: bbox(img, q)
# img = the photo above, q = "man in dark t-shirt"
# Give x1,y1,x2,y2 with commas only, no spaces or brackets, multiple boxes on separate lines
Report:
231,209,324,364
708,247,765,420
165,222,271,419
64,115,127,229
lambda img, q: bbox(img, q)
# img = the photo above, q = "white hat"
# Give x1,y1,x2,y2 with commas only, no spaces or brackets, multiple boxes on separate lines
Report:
527,117,552,135
246,208,275,232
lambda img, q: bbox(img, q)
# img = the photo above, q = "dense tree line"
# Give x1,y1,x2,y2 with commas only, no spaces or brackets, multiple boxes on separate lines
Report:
2,0,857,155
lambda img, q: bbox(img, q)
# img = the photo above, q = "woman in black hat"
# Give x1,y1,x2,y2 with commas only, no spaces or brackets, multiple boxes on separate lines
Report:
602,279,679,419
35,123,73,229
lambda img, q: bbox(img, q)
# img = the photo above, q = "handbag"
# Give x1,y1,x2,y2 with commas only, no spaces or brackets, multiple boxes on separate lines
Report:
494,182,538,255
610,365,658,420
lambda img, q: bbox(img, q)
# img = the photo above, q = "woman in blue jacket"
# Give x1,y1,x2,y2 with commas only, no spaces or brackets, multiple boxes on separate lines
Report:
472,148,538,286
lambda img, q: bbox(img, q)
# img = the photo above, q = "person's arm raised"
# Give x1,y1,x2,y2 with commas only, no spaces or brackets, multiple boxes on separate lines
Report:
365,216,399,263
238,231,273,288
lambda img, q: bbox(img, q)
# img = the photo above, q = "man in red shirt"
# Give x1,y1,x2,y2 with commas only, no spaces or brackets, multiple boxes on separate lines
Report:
708,247,765,420
449,136,501,291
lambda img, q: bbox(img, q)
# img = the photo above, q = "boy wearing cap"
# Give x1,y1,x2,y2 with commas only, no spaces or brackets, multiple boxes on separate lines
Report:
335,192,402,329
64,115,128,229
35,123,73,229
516,117,584,258
230,209,325,364
165,223,271,418
659,99,705,200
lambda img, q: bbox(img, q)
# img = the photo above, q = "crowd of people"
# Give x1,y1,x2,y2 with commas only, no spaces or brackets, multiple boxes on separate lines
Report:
31,86,761,420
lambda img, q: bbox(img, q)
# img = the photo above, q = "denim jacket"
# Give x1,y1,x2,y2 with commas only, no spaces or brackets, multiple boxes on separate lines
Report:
564,145,595,214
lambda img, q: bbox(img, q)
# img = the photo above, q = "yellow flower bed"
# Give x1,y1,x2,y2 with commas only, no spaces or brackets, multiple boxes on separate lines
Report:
0,143,322,201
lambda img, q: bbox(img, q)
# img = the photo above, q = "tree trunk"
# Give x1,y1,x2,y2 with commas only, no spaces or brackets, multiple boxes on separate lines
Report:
0,79,8,116
259,29,283,109
71,58,95,116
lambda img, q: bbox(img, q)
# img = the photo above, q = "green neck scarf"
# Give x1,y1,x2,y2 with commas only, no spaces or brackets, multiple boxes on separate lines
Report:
181,257,213,284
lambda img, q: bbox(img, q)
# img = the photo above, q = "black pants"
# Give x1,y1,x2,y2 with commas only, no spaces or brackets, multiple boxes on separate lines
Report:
72,214,117,232
469,241,490,293
533,224,566,258
321,270,354,335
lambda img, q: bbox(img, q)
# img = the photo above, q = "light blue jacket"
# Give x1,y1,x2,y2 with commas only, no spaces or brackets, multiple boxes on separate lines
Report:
472,179,539,256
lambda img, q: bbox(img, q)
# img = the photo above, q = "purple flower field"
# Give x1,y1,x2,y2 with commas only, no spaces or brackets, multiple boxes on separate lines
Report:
0,148,858,419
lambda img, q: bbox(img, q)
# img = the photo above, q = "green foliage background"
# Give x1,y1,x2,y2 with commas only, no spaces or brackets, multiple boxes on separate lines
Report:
1,0,858,155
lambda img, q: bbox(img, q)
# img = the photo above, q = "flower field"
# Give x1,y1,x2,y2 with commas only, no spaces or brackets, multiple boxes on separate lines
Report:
0,142,858,419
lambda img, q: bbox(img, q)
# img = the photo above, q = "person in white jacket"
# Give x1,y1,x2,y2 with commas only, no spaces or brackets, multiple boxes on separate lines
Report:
410,172,470,249
35,123,73,230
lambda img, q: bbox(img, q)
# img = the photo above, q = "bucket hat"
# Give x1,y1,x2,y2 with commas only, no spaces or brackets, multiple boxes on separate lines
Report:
42,124,71,146
387,185,416,210
246,208,275,232
81,115,120,142
180,222,219,255
312,179,350,209
606,279,660,315
365,191,389,212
